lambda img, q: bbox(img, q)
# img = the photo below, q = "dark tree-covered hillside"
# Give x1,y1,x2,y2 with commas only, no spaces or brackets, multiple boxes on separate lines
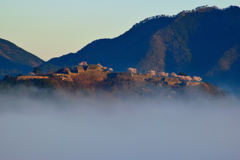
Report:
39,6,240,84
0,38,45,78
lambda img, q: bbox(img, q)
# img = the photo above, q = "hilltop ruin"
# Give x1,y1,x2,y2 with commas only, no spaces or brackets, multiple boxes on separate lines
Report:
17,62,203,87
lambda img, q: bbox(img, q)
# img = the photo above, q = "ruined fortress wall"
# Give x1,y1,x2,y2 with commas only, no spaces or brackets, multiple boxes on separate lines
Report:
58,71,108,77
52,73,68,76
86,65,104,72
71,74,108,88
166,82,182,86
164,77,181,82
145,73,153,77
78,72,108,77
186,82,204,86
76,66,85,72
17,76,49,81
151,77,165,82
132,76,146,81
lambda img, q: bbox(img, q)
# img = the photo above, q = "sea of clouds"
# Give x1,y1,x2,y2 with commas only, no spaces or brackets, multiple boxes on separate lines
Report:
0,87,240,160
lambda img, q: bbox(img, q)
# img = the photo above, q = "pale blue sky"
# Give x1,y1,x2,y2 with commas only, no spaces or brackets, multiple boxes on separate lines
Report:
0,0,239,61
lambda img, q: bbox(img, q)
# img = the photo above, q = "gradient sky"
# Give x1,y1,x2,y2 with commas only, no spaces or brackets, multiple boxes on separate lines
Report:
0,0,239,61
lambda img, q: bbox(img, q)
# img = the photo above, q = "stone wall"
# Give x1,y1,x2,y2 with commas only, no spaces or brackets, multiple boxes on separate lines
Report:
151,77,164,82
78,72,108,77
86,65,104,72
132,75,146,81
17,76,49,81
145,73,153,77
186,82,204,86
166,82,182,87
164,77,181,83
76,66,85,72
52,73,68,77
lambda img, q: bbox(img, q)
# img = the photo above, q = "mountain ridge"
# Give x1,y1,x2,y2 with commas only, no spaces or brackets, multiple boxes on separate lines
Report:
0,38,45,77
40,5,240,84
1,6,239,86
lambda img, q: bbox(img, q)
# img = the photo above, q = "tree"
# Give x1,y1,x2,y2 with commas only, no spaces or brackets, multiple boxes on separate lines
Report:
33,67,41,74
3,75,17,84
178,72,188,76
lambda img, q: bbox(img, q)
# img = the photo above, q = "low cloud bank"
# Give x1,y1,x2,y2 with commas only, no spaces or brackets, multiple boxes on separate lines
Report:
0,88,240,160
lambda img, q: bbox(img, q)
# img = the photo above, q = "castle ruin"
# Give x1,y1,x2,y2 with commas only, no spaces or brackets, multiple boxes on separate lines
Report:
17,62,203,87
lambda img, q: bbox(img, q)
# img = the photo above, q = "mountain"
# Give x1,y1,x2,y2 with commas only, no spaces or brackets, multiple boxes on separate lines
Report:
40,6,240,84
0,56,32,77
0,38,44,77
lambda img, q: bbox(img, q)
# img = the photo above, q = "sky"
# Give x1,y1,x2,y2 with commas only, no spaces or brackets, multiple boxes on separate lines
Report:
0,0,239,61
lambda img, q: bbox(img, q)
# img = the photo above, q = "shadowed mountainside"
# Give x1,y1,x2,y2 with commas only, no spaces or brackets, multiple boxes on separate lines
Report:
0,38,44,77
40,6,240,84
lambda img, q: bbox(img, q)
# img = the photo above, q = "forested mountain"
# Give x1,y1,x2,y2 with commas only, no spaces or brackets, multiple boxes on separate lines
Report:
0,6,238,85
0,38,44,77
40,6,240,84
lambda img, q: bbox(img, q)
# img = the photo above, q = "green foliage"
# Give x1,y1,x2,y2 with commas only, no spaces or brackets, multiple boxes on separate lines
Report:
15,78,56,89
32,79,54,88
170,12,204,64
3,75,18,84
33,67,41,74
178,72,188,76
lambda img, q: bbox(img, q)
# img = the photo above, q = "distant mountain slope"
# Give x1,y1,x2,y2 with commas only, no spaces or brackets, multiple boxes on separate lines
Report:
0,38,45,77
43,15,176,71
41,6,240,84
0,56,32,77
0,38,44,67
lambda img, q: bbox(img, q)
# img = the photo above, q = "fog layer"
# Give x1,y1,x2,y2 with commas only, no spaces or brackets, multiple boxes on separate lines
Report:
0,89,240,160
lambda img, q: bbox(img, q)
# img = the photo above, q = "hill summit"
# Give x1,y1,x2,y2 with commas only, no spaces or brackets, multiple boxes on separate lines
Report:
2,62,225,98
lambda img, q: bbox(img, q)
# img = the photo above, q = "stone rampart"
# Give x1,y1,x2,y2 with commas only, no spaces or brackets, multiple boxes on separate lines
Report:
78,72,108,77
132,75,146,81
52,73,68,76
145,73,153,77
166,82,182,86
76,66,86,72
17,76,49,81
186,82,204,86
151,77,165,82
164,77,181,83
86,65,104,72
